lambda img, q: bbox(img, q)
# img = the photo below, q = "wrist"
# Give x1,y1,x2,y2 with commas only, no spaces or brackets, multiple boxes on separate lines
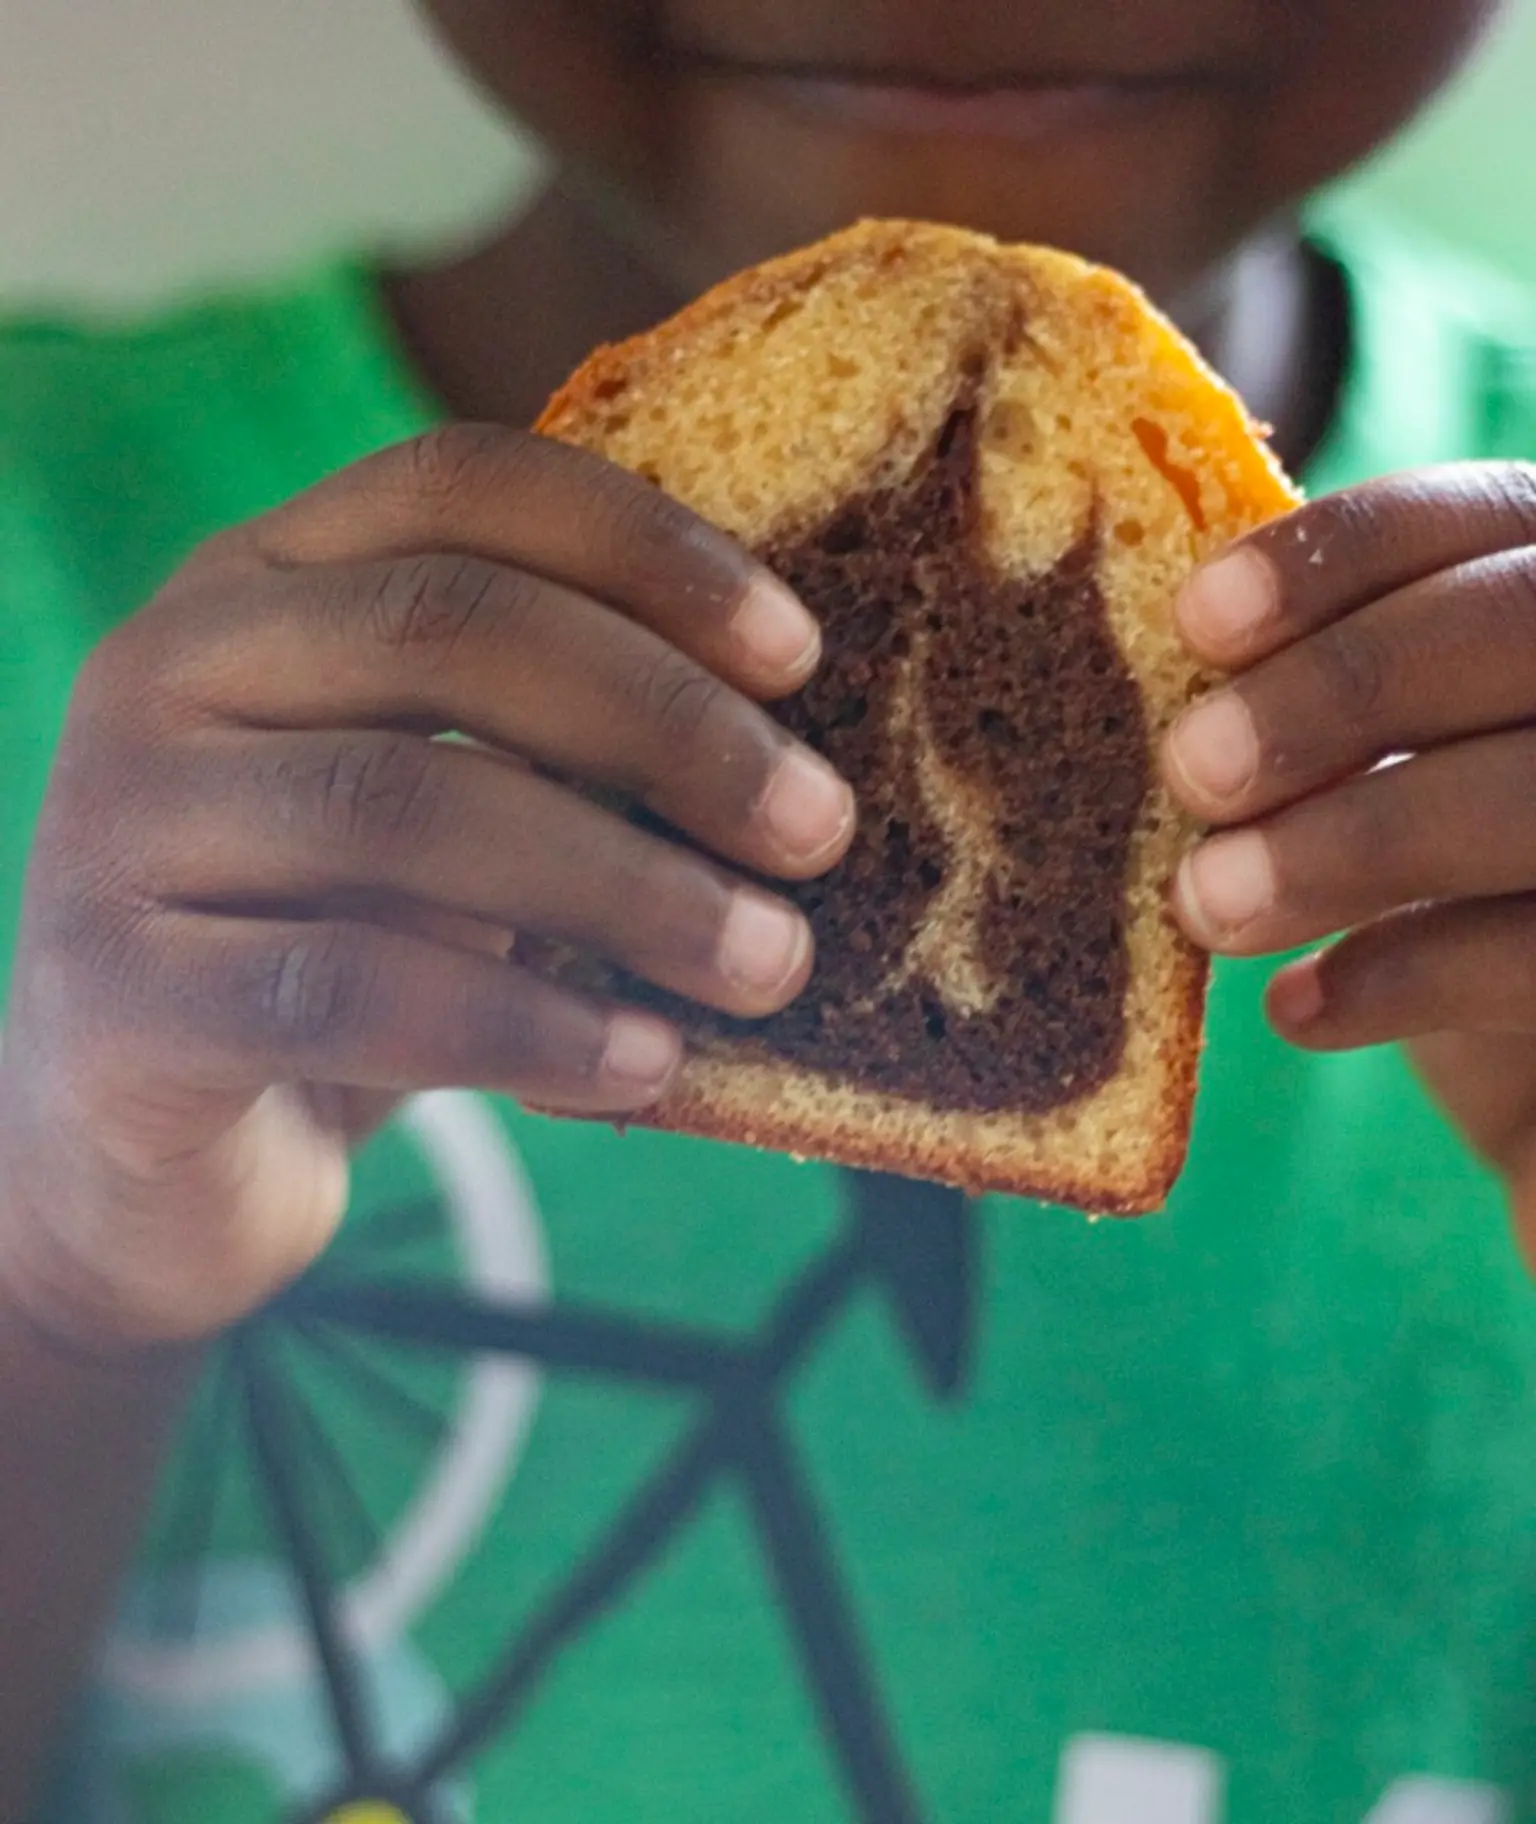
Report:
0,1096,191,1368
0,1269,200,1399
0,1201,195,1379
0,1163,201,1399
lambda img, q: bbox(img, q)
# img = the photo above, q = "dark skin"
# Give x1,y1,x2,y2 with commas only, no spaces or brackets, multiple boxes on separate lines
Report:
0,0,1527,1811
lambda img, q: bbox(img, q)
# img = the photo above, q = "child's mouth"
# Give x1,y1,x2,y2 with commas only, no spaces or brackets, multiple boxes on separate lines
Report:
662,56,1235,143
760,74,1198,140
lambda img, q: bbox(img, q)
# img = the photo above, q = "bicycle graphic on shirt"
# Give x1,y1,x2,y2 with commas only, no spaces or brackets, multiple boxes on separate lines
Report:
121,1101,976,1824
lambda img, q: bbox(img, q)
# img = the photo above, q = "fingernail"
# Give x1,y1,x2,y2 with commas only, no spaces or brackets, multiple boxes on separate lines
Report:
602,1014,681,1089
760,748,855,861
1269,956,1325,1030
1177,547,1275,657
733,574,821,678
717,890,810,998
1166,692,1259,806
1175,831,1274,944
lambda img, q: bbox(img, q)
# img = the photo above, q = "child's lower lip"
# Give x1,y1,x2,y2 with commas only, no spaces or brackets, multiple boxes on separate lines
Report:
748,75,1192,141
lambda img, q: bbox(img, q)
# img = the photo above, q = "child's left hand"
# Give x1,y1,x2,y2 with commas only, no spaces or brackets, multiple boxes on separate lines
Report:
1162,461,1536,1251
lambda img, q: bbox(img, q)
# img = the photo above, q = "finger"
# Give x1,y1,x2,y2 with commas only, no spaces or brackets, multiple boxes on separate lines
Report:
107,910,683,1113
1164,548,1536,823
1264,896,1536,1051
166,730,814,1017
153,557,854,881
208,423,820,698
1175,462,1536,667
1171,725,1536,956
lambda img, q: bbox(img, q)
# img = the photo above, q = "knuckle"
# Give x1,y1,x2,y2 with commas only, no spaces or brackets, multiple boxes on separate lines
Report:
608,465,699,554
1503,916,1536,1012
1508,730,1536,814
72,620,163,729
33,731,155,902
606,474,731,602
255,928,378,1053
1305,484,1389,563
1474,548,1536,628
39,824,145,936
632,647,732,765
1307,621,1392,728
400,423,512,522
22,894,161,1086
74,574,235,733
66,646,121,740
309,734,442,852
180,519,255,579
35,879,138,976
365,553,516,660
1485,461,1536,543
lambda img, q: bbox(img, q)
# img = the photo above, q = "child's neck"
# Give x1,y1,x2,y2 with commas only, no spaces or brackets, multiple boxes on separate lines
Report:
384,182,1347,475
384,180,687,437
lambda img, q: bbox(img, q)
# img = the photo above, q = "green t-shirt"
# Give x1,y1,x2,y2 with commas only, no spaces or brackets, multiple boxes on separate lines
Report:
5,210,1536,1824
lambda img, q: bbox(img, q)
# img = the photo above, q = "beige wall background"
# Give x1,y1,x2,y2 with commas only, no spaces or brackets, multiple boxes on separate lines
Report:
2,0,1535,308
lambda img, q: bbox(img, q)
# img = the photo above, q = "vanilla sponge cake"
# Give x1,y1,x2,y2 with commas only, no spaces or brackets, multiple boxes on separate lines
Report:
538,219,1300,1211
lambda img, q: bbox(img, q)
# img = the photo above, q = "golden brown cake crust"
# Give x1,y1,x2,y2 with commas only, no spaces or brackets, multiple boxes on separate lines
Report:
537,219,1299,1212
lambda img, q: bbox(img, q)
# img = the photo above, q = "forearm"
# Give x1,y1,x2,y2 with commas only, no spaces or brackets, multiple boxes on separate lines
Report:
0,1272,194,1822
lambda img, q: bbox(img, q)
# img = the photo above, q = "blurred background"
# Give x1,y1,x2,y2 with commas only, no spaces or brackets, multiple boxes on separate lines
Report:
2,0,1536,309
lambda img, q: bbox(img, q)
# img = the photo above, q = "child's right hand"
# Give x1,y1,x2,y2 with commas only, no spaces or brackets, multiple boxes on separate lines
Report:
0,426,853,1352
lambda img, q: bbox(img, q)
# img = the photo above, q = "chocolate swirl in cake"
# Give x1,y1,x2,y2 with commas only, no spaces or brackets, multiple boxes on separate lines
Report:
629,395,1151,1114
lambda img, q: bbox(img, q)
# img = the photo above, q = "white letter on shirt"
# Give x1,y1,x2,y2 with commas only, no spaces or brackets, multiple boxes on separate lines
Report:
1362,1779,1508,1824
1055,1734,1224,1824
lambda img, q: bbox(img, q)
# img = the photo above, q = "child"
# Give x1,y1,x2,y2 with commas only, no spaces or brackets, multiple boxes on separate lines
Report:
4,0,1536,1817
